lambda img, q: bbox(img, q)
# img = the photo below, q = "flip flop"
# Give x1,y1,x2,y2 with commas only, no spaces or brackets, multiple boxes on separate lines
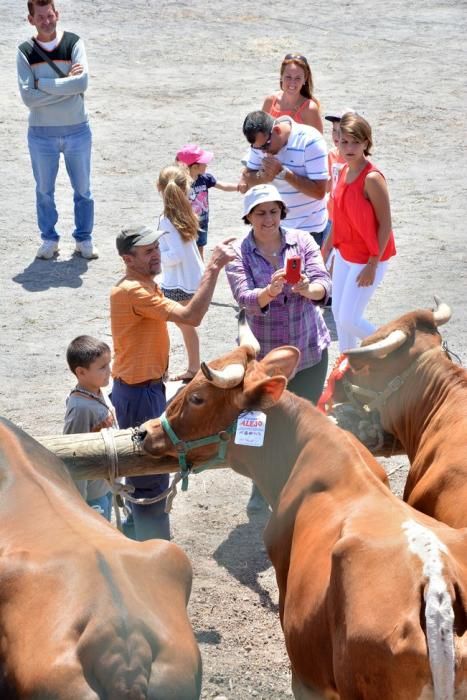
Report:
169,370,197,383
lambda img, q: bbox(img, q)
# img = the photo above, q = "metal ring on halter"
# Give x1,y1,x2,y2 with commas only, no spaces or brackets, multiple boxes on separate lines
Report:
100,428,179,515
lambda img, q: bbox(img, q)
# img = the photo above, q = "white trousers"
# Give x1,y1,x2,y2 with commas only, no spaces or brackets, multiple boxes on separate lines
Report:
331,249,388,352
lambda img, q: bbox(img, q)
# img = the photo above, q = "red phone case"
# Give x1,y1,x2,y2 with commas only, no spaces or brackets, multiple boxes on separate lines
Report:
285,256,302,284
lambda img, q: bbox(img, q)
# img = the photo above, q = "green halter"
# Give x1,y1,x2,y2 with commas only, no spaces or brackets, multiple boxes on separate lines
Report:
159,412,237,491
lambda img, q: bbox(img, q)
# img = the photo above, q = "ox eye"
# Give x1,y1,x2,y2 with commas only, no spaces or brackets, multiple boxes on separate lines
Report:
189,394,204,406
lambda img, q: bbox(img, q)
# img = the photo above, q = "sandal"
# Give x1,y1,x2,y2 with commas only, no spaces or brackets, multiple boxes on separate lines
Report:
169,370,197,383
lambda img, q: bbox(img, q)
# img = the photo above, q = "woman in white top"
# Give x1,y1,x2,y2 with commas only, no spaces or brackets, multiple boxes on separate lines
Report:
157,163,204,382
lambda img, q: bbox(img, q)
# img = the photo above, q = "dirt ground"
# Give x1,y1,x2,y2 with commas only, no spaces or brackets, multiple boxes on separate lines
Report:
1,0,466,697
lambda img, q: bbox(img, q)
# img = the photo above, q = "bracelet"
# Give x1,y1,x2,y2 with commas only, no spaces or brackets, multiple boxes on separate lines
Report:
367,260,378,266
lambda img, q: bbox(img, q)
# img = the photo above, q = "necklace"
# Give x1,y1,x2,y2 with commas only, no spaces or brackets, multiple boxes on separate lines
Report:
71,385,111,410
253,232,283,259
71,386,118,426
256,242,283,257
259,249,281,257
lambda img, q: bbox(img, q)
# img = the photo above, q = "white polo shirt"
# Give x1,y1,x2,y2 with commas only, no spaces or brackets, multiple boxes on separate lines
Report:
246,117,329,233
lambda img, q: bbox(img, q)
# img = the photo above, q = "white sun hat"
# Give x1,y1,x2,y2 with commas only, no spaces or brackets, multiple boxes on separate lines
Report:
242,184,286,217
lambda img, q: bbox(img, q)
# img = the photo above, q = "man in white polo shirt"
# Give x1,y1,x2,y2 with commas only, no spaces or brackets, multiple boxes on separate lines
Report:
239,110,329,246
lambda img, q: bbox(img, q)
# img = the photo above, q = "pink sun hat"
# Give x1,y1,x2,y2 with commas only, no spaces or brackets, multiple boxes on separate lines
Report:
176,144,214,166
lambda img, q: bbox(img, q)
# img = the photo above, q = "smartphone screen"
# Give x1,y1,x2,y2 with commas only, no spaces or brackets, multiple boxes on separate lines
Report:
285,256,302,284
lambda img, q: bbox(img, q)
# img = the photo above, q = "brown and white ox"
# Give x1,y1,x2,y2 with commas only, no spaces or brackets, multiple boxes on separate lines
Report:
140,335,467,700
332,300,467,530
0,417,201,699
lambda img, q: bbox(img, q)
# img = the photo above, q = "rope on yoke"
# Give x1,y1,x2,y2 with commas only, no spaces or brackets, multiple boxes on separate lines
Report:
100,428,182,515
101,427,123,529
101,415,237,519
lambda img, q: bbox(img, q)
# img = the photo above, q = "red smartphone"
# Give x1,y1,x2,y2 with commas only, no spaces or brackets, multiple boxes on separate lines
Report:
285,256,302,284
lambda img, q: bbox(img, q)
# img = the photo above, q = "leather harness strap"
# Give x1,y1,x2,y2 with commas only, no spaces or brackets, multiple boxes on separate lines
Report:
343,346,445,414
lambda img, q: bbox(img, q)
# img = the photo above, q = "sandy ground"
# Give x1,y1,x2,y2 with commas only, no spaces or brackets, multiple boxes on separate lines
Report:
1,0,466,697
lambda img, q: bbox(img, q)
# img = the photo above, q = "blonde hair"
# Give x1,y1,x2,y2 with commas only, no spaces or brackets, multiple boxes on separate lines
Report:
157,164,199,241
339,112,373,156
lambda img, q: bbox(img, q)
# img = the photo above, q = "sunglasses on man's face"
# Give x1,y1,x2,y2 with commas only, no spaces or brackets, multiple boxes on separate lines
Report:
253,128,273,152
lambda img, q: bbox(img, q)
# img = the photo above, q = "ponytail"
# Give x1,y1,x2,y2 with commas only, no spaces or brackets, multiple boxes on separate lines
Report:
158,164,199,241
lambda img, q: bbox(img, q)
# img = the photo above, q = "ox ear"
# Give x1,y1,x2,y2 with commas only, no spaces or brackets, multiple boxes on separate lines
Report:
258,346,300,379
238,375,287,411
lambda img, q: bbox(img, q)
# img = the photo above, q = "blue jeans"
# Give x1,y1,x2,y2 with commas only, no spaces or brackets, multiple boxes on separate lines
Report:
87,492,112,521
28,122,94,242
111,379,170,541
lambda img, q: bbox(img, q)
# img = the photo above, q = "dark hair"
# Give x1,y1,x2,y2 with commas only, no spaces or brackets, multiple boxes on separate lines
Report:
66,336,111,374
339,112,373,156
242,201,287,224
28,0,55,15
242,111,275,145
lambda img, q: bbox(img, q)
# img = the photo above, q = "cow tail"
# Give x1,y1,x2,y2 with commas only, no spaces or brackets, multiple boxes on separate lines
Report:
425,576,455,700
403,520,455,700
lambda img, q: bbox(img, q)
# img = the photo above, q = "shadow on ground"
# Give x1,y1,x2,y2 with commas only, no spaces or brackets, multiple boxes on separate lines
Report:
213,508,277,612
13,254,89,291
195,629,222,645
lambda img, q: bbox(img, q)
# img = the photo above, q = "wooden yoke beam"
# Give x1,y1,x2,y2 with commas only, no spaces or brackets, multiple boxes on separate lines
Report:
35,420,402,484
35,429,181,481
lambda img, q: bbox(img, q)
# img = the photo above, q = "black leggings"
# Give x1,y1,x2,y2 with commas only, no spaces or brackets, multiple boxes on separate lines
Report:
286,348,328,405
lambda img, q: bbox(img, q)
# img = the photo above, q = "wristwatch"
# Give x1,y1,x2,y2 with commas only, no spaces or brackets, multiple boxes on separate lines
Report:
276,167,290,180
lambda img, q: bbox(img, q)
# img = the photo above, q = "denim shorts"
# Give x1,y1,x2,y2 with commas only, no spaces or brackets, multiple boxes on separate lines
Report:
196,227,208,247
162,287,194,302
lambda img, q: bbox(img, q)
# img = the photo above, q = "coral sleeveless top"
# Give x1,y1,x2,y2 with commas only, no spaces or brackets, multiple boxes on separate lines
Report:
333,161,396,264
269,94,313,124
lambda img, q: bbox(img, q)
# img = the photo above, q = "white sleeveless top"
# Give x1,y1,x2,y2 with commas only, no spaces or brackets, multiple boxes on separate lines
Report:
158,216,204,294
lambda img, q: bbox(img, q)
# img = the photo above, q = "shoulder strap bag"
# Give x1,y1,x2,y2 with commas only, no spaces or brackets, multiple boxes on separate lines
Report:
31,38,67,78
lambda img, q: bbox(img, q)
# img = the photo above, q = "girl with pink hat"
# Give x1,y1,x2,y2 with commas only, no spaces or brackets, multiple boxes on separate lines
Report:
176,143,239,259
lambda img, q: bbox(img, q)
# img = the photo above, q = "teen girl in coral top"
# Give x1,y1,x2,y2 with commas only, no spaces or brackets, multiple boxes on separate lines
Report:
322,112,396,351
262,53,323,133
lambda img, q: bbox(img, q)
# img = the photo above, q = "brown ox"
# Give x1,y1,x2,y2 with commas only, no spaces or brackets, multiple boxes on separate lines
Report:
0,417,201,699
332,300,467,529
140,335,467,700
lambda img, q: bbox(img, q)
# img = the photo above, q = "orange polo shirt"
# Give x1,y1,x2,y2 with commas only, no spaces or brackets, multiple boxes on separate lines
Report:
110,274,177,384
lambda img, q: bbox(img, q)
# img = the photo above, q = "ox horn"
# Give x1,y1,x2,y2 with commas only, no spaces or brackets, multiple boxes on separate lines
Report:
344,329,408,360
238,308,261,354
432,296,452,327
200,362,246,389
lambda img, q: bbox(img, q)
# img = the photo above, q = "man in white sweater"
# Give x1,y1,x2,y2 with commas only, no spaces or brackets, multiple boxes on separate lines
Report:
17,0,97,260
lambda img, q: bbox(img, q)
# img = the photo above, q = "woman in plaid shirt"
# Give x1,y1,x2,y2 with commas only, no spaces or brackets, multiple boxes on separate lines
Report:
226,184,331,405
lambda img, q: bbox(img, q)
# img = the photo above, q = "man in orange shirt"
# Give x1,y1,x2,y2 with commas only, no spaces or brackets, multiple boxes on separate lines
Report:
111,225,235,541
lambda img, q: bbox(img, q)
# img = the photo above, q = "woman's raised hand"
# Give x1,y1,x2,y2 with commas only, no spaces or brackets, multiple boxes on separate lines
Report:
291,273,310,296
268,269,286,297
